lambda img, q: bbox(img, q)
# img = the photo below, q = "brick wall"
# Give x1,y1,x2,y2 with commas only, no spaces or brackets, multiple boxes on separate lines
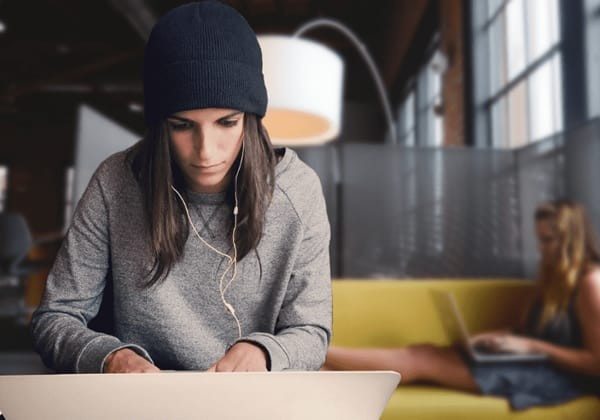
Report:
440,0,466,146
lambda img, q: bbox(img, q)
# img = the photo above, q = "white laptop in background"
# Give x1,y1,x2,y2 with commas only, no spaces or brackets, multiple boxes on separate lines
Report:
431,290,548,363
0,370,400,420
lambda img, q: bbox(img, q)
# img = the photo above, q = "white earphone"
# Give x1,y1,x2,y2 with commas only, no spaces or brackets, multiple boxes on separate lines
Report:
171,142,245,339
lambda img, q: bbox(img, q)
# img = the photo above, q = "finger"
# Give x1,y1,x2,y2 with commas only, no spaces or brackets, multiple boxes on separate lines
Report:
128,364,157,373
213,357,238,372
215,362,235,372
470,337,484,345
206,364,216,372
492,337,509,350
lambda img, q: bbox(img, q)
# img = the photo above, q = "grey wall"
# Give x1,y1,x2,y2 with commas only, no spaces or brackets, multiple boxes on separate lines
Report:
565,120,600,234
295,119,600,279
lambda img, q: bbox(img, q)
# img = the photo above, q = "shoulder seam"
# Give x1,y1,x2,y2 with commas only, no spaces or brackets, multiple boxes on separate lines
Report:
274,182,305,228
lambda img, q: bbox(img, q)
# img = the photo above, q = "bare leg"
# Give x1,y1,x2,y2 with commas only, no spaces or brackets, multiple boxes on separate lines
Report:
323,344,479,393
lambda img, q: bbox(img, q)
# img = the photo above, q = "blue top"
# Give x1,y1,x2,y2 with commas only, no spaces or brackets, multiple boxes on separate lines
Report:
525,298,581,347
469,295,599,409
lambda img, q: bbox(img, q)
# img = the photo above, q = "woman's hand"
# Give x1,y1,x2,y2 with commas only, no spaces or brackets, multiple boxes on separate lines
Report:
103,348,159,373
206,342,268,372
470,332,539,354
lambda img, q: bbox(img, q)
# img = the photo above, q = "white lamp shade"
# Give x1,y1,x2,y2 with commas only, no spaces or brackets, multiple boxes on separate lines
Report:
258,35,344,146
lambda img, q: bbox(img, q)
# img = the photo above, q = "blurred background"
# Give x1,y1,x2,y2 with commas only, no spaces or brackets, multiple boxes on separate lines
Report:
1,0,600,353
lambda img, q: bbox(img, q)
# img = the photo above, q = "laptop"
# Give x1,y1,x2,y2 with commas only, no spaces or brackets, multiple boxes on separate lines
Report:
431,290,548,363
0,370,400,420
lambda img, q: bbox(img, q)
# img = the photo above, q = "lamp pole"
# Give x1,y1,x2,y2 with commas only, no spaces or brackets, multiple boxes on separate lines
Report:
294,18,398,143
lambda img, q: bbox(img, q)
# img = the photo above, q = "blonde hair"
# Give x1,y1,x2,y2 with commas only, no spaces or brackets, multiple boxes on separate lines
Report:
534,200,600,331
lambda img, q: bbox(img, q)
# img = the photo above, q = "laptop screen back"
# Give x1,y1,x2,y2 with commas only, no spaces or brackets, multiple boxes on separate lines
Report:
0,371,400,420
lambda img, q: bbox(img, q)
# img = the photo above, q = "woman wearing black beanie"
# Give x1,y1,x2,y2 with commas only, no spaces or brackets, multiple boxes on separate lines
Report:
31,1,332,374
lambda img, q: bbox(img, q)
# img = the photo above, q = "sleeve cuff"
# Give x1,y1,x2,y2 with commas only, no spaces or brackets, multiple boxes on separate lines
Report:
237,333,291,371
75,335,153,373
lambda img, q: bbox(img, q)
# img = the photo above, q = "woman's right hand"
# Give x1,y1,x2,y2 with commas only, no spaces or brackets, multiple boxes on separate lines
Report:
470,330,537,354
469,330,512,351
103,348,160,373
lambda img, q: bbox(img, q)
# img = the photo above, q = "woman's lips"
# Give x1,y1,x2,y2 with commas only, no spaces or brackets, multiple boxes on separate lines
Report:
191,162,223,172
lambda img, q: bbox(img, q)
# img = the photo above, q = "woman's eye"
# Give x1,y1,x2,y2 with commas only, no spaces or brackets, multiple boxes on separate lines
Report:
219,119,239,128
168,121,191,131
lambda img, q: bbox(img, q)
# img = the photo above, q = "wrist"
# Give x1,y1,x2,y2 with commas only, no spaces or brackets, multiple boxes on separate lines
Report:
103,348,132,373
103,350,118,373
528,338,544,354
236,341,270,370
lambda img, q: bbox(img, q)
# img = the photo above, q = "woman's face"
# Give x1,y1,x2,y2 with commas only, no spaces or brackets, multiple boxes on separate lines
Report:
167,108,244,193
535,219,560,262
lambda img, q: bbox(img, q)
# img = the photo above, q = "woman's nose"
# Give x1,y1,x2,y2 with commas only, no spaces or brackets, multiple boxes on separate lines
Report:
193,128,214,158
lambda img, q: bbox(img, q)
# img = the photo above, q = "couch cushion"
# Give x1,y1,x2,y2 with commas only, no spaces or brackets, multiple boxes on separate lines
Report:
383,386,600,420
331,279,536,347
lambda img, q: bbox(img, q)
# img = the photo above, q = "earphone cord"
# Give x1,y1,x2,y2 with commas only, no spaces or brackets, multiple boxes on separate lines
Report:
224,142,244,295
170,143,244,340
222,142,244,338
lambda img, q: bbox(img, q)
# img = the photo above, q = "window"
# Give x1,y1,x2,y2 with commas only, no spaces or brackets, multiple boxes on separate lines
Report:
398,48,444,147
473,0,562,148
0,166,7,212
417,51,444,146
585,0,600,117
398,91,416,146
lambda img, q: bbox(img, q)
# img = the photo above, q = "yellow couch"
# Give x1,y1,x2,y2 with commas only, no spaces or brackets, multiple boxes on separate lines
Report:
331,279,600,420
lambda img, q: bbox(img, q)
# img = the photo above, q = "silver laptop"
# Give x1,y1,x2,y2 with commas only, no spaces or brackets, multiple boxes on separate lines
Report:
0,370,399,420
431,290,548,363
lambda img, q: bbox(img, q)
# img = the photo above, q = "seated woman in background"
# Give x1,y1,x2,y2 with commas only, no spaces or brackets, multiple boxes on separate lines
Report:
323,200,600,409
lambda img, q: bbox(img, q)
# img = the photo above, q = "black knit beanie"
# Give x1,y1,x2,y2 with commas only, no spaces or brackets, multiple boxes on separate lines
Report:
143,1,268,125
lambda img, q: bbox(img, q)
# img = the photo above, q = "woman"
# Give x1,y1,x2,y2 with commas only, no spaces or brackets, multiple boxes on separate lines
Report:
31,1,331,374
324,200,600,409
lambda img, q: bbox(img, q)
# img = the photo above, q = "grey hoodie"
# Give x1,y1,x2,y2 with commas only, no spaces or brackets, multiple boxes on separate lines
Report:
31,147,332,373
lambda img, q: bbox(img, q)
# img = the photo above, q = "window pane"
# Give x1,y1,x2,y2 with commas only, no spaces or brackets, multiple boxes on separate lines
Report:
585,0,600,117
405,92,415,134
426,110,435,145
487,0,503,19
433,113,443,146
552,53,563,133
427,65,435,103
529,58,555,141
508,80,529,148
506,0,526,80
398,92,416,146
488,15,507,95
0,166,8,213
426,57,441,104
526,0,560,63
491,97,508,147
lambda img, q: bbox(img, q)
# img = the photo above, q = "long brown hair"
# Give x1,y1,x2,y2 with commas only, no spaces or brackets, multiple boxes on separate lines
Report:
127,113,277,287
534,199,600,329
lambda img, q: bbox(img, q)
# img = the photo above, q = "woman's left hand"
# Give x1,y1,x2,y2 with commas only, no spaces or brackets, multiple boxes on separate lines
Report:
206,342,268,372
471,332,537,354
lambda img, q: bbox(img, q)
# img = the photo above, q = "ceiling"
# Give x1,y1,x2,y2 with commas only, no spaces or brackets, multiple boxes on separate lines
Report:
0,0,431,135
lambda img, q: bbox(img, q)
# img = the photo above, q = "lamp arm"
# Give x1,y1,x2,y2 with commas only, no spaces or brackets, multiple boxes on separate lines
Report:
293,18,397,143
